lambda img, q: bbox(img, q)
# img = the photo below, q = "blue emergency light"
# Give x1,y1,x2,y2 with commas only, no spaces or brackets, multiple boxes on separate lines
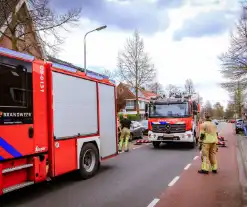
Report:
52,63,77,73
0,47,116,84
0,47,35,62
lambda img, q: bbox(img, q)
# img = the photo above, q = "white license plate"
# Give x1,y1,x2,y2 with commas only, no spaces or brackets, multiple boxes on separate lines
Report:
163,134,173,137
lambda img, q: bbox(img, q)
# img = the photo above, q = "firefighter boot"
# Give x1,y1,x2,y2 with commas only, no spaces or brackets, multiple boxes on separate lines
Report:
198,156,209,174
212,164,218,174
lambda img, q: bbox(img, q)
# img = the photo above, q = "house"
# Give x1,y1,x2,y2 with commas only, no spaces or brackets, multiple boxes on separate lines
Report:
117,83,158,115
0,0,44,58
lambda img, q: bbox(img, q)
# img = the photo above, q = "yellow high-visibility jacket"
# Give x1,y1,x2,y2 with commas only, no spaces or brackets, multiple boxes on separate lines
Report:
199,121,218,143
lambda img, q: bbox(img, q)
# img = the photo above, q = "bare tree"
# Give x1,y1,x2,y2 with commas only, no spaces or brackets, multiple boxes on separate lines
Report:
117,30,156,115
224,102,235,119
222,80,246,117
232,81,245,117
184,79,195,94
165,84,180,97
146,82,164,95
101,69,117,79
219,1,247,90
0,0,81,57
212,102,224,119
204,100,213,116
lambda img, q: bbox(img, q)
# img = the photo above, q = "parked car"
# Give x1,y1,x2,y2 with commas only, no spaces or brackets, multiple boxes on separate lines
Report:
236,119,244,134
118,121,144,142
139,120,148,135
212,119,219,125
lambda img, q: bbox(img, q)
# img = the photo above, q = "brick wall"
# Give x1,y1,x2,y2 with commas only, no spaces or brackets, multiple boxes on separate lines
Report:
0,4,43,58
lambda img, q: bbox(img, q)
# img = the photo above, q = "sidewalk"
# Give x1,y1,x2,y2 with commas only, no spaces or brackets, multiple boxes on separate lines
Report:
156,124,242,207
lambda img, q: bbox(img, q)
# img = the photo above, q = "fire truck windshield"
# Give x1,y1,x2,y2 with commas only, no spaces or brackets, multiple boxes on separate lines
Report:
149,103,189,118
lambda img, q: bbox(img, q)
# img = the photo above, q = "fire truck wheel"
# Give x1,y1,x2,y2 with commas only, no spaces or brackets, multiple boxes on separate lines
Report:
188,139,196,149
79,143,99,179
153,141,161,148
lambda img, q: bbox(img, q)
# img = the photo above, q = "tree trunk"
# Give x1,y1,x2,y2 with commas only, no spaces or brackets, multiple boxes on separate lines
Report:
135,60,139,116
11,37,18,51
136,86,139,116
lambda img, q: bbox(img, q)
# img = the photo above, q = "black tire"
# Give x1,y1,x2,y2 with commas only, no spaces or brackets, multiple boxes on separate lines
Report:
188,137,196,149
153,141,161,148
79,143,100,180
188,141,195,149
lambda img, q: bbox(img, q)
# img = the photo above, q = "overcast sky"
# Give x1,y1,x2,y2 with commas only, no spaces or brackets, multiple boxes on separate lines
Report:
51,0,240,108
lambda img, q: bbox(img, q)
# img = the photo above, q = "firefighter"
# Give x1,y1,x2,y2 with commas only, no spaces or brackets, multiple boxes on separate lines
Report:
198,112,218,174
118,114,131,152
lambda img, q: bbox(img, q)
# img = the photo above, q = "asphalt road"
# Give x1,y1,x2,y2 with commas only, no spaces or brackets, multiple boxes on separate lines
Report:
1,141,198,207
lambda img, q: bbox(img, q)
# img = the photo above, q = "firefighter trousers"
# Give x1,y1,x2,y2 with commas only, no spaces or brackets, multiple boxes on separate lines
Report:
118,127,130,152
201,143,217,171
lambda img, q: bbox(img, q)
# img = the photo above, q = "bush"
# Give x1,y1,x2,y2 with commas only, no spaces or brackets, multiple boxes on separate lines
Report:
118,114,141,121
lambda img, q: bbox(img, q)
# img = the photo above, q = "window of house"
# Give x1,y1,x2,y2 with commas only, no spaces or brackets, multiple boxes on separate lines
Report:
15,24,25,39
139,101,145,109
126,100,135,109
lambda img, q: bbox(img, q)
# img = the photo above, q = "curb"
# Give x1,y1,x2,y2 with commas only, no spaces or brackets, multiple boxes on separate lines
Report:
236,135,247,206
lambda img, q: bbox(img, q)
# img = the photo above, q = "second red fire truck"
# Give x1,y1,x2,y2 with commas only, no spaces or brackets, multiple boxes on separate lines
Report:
0,47,118,195
145,93,201,148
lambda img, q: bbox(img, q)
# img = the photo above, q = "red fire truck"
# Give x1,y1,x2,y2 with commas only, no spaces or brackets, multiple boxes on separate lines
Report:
145,93,200,148
0,47,118,195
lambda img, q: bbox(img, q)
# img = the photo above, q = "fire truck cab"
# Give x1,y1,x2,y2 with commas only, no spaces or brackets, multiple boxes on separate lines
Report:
145,93,200,148
0,47,118,195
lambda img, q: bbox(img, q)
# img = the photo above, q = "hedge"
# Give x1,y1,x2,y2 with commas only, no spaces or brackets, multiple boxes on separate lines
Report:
118,114,141,121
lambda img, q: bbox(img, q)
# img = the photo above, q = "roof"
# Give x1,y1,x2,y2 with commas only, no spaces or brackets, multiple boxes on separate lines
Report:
120,83,158,100
141,90,158,99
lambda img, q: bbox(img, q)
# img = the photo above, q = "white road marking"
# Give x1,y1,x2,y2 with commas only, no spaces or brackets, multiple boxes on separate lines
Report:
147,198,160,207
193,156,199,160
168,176,180,187
184,163,191,170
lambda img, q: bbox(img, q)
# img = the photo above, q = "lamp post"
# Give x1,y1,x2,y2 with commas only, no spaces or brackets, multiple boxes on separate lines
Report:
84,25,107,74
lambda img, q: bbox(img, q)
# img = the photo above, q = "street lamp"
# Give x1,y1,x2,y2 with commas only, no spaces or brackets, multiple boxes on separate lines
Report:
84,25,107,74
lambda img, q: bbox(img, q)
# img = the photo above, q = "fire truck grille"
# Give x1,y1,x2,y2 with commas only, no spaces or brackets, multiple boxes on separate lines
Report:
152,124,186,133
